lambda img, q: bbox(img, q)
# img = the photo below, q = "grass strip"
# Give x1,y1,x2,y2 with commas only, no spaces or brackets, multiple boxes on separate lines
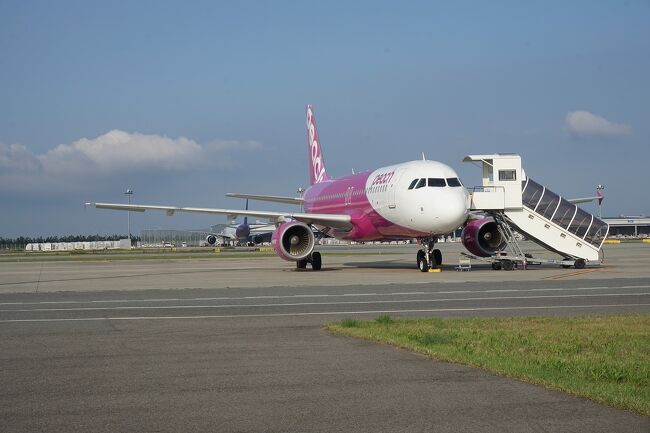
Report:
328,314,650,416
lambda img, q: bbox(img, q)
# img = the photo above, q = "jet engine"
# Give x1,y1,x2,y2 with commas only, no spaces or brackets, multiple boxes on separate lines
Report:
252,234,269,244
205,235,218,245
461,217,506,257
271,221,315,261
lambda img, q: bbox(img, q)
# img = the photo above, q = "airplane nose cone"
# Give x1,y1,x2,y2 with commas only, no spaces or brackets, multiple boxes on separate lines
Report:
438,189,469,231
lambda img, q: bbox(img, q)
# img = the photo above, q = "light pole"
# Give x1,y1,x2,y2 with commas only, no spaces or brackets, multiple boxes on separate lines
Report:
596,184,604,219
297,187,305,212
125,188,133,245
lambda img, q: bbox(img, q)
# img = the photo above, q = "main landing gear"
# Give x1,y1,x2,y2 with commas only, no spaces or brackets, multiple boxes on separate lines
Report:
416,238,442,272
296,251,322,271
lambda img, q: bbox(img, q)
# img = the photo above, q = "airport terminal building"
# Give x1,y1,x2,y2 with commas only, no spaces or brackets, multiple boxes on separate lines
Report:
603,216,650,238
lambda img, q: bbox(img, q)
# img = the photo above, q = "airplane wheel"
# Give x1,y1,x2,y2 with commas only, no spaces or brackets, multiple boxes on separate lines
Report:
417,251,429,272
416,250,425,267
296,259,308,269
502,259,514,271
574,259,586,270
433,249,442,266
491,262,502,271
311,252,322,271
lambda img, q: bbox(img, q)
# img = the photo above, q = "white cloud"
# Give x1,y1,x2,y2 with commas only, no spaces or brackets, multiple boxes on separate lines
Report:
40,130,205,174
565,111,631,137
206,139,262,152
0,130,261,194
0,143,42,173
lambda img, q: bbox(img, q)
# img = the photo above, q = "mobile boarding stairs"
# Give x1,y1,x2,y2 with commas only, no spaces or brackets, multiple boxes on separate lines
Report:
463,154,610,270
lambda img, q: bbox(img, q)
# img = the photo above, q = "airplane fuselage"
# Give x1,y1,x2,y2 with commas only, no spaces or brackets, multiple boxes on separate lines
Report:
304,160,469,241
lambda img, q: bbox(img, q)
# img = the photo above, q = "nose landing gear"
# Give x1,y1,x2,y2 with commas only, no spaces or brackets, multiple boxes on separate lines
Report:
417,238,442,272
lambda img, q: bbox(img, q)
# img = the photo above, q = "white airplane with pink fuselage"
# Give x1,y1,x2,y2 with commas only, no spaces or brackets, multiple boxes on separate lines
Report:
87,105,500,271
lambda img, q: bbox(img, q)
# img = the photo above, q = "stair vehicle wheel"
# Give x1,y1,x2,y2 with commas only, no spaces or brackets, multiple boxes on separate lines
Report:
311,252,322,271
574,258,586,270
491,261,502,271
417,251,429,272
561,258,572,269
433,249,442,266
502,259,514,271
296,259,308,269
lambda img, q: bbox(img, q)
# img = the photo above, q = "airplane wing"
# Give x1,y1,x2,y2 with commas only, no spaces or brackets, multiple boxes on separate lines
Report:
225,193,304,205
85,202,352,230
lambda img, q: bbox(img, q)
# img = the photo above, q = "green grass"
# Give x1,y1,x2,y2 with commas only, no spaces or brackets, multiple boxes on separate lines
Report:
327,314,650,416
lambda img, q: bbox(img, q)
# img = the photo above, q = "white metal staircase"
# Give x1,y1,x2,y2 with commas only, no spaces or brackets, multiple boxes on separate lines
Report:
464,154,609,263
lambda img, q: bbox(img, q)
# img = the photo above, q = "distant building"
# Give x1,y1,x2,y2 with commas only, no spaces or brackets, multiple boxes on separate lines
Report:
140,229,212,247
26,239,131,251
603,217,650,238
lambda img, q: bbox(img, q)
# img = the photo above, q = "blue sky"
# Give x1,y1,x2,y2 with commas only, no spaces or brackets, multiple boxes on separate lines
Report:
1,1,648,237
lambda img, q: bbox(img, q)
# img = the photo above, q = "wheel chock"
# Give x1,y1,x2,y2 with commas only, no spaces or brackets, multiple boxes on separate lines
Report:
428,268,442,273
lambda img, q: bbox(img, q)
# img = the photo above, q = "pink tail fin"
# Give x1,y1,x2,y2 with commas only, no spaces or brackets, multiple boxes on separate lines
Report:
306,104,329,185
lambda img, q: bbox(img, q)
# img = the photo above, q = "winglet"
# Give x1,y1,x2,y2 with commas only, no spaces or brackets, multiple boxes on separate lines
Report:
306,105,329,185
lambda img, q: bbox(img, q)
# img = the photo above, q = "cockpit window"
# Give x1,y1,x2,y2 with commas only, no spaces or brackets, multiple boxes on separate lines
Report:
428,178,446,187
446,177,462,187
408,179,418,190
415,178,426,189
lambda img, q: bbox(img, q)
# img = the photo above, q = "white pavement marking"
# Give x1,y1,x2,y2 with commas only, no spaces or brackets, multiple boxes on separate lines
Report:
1,303,648,323
1,292,648,313
0,285,639,306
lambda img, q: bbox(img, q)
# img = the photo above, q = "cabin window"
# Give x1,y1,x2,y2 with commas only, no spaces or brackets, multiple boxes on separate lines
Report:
415,178,426,189
446,177,462,187
408,179,418,190
498,170,517,181
428,178,446,187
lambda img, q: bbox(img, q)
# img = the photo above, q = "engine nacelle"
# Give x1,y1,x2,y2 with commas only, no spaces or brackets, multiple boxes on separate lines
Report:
253,233,270,244
205,235,218,245
271,221,315,261
461,217,506,257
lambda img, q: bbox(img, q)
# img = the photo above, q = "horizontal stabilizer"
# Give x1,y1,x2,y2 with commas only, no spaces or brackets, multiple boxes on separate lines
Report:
567,196,599,204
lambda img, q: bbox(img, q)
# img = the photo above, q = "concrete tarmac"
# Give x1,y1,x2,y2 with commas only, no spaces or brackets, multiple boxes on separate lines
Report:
1,241,649,293
0,242,649,432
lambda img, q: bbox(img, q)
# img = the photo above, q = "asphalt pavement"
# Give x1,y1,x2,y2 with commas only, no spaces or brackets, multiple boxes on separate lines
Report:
1,275,649,432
